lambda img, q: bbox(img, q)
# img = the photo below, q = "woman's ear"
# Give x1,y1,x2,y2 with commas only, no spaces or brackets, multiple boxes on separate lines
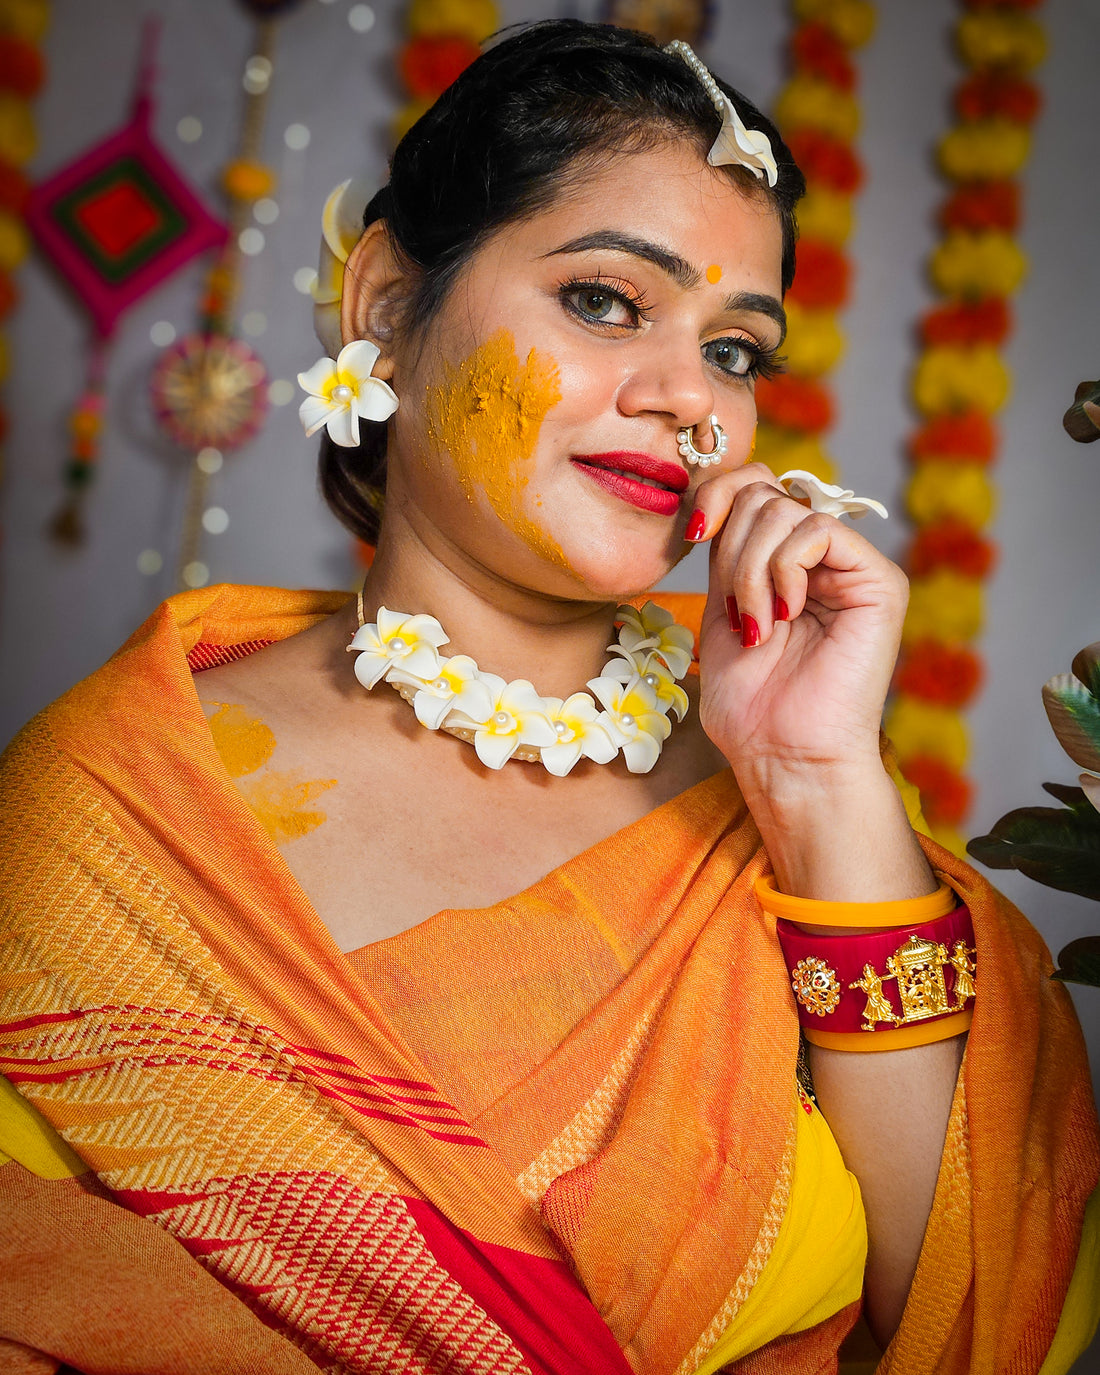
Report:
340,221,408,379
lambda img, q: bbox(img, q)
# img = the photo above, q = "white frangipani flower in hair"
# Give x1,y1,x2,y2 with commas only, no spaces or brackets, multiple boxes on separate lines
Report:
298,339,399,448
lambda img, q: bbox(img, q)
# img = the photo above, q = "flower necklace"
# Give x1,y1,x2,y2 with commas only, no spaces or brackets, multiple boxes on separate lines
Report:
348,597,694,775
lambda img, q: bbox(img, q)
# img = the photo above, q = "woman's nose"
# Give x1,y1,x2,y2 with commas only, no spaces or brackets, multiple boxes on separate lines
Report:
615,337,714,430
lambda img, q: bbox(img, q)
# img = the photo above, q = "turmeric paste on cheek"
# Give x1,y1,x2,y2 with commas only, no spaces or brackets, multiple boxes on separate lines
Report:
426,330,569,569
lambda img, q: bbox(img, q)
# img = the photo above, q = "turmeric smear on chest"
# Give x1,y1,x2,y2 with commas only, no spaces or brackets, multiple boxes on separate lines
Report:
207,702,336,845
427,330,567,568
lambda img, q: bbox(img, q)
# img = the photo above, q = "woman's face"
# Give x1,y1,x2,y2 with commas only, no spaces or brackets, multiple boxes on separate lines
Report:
386,138,786,601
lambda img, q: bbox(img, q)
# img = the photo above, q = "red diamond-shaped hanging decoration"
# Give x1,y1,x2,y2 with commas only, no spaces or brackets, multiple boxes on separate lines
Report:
25,31,226,338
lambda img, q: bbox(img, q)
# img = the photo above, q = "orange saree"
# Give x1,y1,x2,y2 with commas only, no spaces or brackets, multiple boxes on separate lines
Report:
0,585,1096,1374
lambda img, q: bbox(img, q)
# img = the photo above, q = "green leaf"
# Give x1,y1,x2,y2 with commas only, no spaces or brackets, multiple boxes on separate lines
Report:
1052,936,1100,988
966,801,1100,901
1043,672,1100,772
1041,782,1099,815
1071,641,1100,702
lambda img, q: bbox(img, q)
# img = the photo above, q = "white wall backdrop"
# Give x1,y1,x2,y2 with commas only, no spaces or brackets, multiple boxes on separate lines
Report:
3,0,1099,1280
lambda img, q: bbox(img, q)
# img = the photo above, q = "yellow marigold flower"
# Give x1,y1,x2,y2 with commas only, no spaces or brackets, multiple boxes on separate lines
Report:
794,0,875,47
938,120,1030,181
795,188,853,248
956,11,1047,72
907,462,995,528
885,697,970,772
775,77,860,143
912,345,1011,416
930,231,1028,300
393,98,433,144
0,334,10,385
407,0,499,41
754,426,838,486
930,824,968,860
0,91,35,166
782,302,846,376
0,0,49,42
0,209,28,271
901,570,984,647
222,159,277,203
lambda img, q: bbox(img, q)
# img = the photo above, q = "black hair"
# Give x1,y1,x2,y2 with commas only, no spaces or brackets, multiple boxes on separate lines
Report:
320,19,805,546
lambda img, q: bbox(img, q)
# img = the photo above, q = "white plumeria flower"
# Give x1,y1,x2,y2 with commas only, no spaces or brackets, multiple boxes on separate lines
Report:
451,678,557,771
605,650,690,723
388,654,495,731
614,601,694,679
587,674,672,774
539,693,619,777
298,339,399,449
312,177,373,357
777,470,889,521
348,608,449,690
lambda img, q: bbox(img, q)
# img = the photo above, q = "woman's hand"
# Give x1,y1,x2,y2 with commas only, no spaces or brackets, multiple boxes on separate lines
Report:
691,463,908,788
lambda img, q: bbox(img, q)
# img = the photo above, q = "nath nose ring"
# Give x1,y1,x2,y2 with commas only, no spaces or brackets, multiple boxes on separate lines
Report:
677,414,728,468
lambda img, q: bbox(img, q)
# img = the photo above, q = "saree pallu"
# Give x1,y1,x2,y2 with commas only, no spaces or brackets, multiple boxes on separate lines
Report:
0,585,1096,1375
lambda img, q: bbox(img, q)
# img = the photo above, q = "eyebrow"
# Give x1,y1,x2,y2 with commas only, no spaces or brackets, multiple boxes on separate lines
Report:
542,230,787,341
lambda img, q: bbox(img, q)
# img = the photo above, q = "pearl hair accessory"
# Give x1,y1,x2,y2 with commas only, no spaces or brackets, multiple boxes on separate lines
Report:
347,599,695,775
677,414,728,468
664,40,779,188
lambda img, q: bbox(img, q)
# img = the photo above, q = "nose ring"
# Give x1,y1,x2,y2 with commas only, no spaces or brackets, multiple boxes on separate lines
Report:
677,414,728,468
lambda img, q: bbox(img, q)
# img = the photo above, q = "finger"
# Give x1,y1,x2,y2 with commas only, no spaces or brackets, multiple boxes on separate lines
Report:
717,492,818,644
681,462,785,545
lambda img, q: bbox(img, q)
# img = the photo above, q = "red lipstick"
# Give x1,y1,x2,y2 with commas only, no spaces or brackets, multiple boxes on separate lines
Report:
572,451,688,516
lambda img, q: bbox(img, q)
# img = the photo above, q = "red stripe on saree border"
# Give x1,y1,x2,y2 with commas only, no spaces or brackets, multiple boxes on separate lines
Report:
187,639,275,671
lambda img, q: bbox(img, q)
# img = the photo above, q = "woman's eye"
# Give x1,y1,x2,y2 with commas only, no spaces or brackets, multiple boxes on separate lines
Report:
563,286,638,327
704,338,755,377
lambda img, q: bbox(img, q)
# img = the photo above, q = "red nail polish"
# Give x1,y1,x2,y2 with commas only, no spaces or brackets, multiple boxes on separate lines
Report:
774,596,790,622
740,613,761,648
725,595,740,633
685,508,706,542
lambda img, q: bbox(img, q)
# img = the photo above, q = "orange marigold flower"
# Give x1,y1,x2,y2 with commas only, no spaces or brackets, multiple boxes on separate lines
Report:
910,411,997,463
940,180,1019,233
0,269,15,319
399,34,481,99
921,298,1011,348
787,239,850,310
755,374,835,432
0,159,28,214
900,754,974,828
791,22,855,90
785,128,864,194
956,70,1041,124
895,642,984,706
907,522,997,579
0,34,43,99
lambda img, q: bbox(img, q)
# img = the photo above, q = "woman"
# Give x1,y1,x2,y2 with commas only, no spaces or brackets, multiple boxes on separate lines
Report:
0,20,1096,1375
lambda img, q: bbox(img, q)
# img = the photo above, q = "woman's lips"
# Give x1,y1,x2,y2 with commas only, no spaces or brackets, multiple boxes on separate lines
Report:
572,452,688,516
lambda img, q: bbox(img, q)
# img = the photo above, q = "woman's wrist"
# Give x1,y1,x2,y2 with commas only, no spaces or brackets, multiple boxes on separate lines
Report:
736,757,937,903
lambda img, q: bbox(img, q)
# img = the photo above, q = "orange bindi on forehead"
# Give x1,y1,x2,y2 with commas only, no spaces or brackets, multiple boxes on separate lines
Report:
706,264,723,284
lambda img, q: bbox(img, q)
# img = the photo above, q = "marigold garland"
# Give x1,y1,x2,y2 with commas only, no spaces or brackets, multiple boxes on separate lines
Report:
0,0,43,525
755,0,874,488
394,0,498,145
888,0,1046,852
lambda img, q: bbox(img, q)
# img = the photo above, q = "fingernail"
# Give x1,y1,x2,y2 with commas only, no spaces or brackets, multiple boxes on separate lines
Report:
774,595,790,622
740,613,761,648
685,508,706,542
725,595,740,633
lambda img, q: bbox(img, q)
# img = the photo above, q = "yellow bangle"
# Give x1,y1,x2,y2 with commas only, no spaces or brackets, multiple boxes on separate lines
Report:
754,875,957,928
804,1009,973,1052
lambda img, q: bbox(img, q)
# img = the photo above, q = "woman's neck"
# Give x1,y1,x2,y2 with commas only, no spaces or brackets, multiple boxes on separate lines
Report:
359,519,625,700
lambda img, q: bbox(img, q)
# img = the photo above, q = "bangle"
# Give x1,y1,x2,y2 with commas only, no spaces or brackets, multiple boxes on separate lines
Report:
754,875,957,928
776,904,976,1051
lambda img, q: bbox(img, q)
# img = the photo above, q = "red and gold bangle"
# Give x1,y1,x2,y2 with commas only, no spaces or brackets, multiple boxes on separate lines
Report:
754,874,957,928
775,904,976,1051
